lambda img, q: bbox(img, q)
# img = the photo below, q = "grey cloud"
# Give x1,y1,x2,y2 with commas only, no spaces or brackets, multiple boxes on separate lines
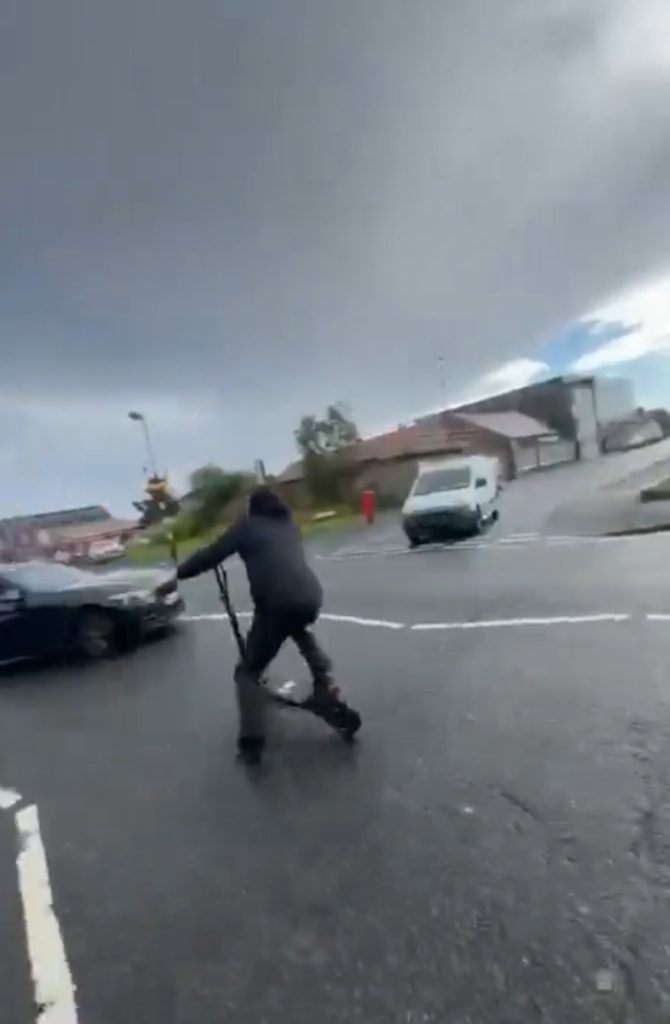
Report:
2,0,670,508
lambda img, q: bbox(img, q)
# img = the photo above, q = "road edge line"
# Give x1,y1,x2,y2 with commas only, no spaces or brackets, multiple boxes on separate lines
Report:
320,613,405,630
14,804,79,1024
411,613,631,631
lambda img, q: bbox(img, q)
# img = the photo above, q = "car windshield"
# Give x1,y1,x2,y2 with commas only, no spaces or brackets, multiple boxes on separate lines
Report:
413,467,471,496
2,563,92,590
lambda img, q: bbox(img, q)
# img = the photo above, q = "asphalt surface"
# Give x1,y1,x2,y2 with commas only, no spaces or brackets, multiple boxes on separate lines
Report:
5,469,670,1021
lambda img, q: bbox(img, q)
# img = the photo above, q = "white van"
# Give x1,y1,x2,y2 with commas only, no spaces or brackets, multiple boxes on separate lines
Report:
401,455,501,546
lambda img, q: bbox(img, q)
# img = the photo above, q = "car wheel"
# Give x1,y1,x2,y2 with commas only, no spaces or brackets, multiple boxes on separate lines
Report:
407,535,421,549
75,609,118,660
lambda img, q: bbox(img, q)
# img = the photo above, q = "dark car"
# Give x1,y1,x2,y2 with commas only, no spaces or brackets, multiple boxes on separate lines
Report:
0,560,184,666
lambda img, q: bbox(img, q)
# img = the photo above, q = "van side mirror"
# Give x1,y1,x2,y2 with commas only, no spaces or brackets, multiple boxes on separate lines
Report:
475,477,487,488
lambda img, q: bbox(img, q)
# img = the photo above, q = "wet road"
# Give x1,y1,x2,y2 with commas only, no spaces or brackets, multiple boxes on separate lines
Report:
4,527,670,1022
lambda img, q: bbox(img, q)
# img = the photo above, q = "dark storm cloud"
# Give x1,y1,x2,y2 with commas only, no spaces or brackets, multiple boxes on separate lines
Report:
2,0,670,509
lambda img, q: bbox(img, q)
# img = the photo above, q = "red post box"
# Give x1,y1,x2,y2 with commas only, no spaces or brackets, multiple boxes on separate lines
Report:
361,488,376,524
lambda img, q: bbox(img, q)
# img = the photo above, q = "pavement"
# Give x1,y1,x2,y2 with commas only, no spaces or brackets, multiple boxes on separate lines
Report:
542,439,670,537
6,462,670,1022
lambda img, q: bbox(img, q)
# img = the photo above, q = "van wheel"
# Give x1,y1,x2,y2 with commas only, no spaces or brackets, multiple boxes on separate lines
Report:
407,535,421,549
75,609,118,660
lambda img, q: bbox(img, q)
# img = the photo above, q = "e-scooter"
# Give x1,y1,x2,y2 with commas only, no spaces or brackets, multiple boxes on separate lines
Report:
213,564,361,742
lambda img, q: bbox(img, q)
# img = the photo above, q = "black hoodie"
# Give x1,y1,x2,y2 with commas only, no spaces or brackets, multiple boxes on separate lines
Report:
176,489,323,613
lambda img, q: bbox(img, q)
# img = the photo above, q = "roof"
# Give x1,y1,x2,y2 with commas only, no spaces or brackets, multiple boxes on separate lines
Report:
53,519,138,543
277,460,304,484
0,506,110,530
356,423,459,461
277,424,463,483
454,411,554,440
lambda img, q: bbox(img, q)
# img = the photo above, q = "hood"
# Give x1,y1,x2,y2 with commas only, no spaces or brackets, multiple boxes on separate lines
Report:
98,567,174,588
403,490,475,515
63,566,173,594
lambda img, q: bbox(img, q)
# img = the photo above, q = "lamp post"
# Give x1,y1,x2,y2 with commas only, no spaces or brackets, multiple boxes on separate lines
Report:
128,411,158,478
437,356,447,410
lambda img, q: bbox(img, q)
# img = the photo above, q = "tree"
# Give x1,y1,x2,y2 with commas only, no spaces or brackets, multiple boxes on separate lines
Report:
295,404,359,505
133,475,180,528
187,464,247,529
295,404,359,457
133,495,180,529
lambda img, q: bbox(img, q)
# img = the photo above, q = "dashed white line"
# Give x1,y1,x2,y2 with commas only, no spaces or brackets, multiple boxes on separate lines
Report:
182,611,405,629
320,613,405,630
14,804,79,1023
0,786,21,810
646,613,670,622
181,611,252,622
410,613,631,631
316,531,670,561
182,611,640,632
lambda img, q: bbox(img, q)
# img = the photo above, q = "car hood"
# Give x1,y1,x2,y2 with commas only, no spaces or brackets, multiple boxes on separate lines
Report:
62,567,174,596
403,491,475,515
96,567,175,589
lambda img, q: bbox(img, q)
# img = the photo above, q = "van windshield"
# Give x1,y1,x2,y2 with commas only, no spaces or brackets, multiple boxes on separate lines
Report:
414,467,471,496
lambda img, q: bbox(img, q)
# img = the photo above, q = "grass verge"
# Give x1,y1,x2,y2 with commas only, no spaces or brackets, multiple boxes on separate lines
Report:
126,511,363,566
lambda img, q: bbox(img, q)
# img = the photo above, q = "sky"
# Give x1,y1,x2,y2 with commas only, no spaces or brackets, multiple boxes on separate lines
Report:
3,0,670,517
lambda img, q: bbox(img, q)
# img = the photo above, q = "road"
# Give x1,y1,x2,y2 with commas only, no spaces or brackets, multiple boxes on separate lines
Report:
4,468,670,1021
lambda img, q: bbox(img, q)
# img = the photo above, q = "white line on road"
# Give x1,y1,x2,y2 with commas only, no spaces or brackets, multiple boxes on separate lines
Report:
646,613,670,621
181,611,638,631
316,531,670,561
320,613,405,630
182,611,405,629
181,611,252,622
411,613,631,631
0,786,21,810
14,804,79,1023
501,536,545,544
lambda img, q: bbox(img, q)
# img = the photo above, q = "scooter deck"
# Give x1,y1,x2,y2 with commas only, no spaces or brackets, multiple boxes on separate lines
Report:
265,680,362,741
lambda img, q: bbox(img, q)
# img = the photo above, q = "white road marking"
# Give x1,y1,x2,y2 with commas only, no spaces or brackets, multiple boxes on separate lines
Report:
0,786,21,810
411,613,631,631
180,611,252,622
14,804,79,1023
320,613,405,630
181,610,641,632
182,611,403,628
646,613,670,622
316,531,670,561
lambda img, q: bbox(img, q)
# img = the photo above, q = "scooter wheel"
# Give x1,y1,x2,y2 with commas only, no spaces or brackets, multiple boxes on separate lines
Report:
338,709,362,742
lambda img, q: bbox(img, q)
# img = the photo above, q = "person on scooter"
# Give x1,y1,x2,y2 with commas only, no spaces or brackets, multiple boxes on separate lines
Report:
158,485,341,761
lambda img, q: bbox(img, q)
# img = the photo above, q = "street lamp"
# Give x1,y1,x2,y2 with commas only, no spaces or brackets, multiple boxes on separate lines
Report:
437,357,447,410
128,411,158,478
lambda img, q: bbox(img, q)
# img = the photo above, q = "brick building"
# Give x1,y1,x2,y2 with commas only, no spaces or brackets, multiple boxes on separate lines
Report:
0,506,137,563
277,410,560,505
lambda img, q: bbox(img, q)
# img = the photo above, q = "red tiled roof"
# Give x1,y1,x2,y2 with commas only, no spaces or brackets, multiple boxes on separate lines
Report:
53,519,138,543
278,424,462,483
355,423,456,461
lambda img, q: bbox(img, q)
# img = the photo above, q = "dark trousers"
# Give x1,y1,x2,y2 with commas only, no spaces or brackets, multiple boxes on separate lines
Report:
234,608,333,739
